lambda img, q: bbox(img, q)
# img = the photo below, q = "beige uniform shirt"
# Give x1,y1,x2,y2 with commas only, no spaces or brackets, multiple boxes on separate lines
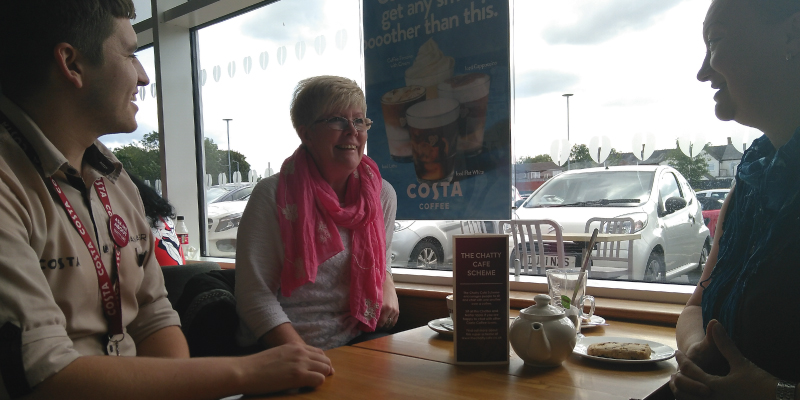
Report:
0,96,180,398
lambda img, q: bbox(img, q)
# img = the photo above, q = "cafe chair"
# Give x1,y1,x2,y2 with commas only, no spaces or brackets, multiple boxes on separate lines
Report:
501,219,565,277
584,217,635,280
460,220,487,234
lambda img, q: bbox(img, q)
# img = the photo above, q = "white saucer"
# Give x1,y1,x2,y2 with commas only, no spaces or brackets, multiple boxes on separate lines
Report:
581,315,607,329
428,317,453,336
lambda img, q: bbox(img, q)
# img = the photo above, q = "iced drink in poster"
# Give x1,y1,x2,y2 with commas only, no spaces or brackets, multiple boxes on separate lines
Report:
438,73,491,156
405,38,454,99
406,98,460,184
381,85,426,162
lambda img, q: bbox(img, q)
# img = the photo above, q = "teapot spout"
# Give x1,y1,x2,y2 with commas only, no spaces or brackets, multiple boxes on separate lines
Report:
527,322,551,361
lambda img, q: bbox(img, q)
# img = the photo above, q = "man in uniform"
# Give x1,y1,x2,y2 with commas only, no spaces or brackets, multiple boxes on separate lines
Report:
0,1,332,399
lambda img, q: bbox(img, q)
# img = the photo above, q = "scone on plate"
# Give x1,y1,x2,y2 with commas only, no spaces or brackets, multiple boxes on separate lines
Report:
587,342,652,360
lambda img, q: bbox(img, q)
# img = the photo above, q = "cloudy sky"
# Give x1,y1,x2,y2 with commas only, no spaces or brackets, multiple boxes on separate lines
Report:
102,0,760,176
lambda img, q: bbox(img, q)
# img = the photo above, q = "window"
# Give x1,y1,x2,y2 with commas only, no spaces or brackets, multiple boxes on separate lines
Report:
140,0,743,297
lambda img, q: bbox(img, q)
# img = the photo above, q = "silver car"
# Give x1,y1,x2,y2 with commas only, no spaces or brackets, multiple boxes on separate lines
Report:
514,165,711,283
391,220,489,269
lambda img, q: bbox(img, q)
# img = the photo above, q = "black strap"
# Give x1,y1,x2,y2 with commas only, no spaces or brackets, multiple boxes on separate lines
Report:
0,322,32,399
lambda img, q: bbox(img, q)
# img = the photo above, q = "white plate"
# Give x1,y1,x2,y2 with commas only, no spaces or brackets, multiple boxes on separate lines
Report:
573,336,675,364
581,315,607,329
428,317,453,336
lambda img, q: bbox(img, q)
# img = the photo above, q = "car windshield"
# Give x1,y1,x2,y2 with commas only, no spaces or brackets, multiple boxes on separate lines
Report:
206,187,231,203
699,197,723,211
523,170,655,208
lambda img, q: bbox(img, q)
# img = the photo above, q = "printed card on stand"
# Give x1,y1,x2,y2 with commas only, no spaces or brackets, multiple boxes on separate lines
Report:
453,234,509,364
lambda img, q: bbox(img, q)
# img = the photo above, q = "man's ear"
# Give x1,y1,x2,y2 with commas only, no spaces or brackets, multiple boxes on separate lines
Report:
53,43,84,89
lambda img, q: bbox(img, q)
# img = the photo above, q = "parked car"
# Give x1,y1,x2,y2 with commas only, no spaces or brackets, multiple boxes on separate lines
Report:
206,197,248,257
391,220,488,269
514,166,711,283
206,182,255,204
696,188,730,200
698,197,724,238
205,183,255,257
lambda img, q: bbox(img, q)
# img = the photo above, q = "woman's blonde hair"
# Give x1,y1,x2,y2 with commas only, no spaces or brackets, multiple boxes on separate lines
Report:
290,75,367,130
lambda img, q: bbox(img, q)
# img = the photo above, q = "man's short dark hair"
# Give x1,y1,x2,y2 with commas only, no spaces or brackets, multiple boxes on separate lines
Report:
0,0,136,99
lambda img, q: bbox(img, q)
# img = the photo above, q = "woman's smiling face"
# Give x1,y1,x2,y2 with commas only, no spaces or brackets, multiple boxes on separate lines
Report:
697,0,788,125
298,106,368,185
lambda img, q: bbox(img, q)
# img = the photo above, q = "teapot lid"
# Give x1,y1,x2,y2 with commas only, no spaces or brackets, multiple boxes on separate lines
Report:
520,294,565,317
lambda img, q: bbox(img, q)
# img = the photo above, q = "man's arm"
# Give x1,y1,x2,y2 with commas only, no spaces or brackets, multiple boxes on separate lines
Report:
135,325,189,358
23,342,332,400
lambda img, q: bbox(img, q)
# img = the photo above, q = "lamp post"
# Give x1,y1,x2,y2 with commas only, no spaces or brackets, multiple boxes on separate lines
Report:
223,118,232,183
562,94,573,169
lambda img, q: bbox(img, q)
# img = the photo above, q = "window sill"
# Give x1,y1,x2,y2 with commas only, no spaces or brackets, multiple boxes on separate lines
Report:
392,268,690,325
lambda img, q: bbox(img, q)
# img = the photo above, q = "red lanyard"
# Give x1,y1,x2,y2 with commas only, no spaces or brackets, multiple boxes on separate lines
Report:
1,111,128,355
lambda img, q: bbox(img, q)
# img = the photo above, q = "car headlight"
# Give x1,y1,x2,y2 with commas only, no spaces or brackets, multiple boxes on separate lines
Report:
215,213,243,232
394,220,415,232
615,212,648,234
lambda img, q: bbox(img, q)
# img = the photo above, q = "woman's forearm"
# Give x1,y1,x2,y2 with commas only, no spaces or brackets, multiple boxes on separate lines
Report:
676,305,705,353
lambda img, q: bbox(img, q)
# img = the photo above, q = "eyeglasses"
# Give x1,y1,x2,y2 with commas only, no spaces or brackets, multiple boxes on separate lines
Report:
314,116,373,132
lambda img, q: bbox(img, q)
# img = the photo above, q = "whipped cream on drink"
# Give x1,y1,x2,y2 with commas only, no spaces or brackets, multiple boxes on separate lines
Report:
438,73,491,155
405,38,454,99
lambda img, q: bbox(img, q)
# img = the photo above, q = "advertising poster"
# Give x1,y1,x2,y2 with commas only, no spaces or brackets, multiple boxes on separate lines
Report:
364,0,511,220
453,235,509,364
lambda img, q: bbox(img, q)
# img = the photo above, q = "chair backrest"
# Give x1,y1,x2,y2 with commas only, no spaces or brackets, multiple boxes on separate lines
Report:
584,217,635,277
460,220,487,234
501,219,565,276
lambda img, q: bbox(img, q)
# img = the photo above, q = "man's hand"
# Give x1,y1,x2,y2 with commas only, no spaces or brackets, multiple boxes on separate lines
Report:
671,321,777,400
239,342,334,395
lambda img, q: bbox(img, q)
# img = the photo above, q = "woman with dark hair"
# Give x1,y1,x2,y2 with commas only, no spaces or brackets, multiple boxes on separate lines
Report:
671,0,800,398
130,174,185,266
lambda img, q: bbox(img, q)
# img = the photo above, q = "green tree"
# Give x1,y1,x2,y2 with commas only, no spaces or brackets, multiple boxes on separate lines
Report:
204,138,252,184
112,131,161,182
606,148,623,165
665,141,710,188
569,144,592,163
516,154,553,164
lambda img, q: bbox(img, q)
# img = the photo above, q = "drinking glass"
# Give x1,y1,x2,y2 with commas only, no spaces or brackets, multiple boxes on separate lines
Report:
545,268,595,334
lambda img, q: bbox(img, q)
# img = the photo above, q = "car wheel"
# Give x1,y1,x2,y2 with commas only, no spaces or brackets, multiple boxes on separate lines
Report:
410,239,444,269
688,244,710,285
643,251,666,283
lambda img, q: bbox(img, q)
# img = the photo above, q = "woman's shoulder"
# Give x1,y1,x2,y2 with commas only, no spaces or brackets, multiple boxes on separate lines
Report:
380,178,397,201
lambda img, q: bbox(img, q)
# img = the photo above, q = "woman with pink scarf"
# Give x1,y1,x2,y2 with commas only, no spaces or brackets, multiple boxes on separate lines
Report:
235,76,399,350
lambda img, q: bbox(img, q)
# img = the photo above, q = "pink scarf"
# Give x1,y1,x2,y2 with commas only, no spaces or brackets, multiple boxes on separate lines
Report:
276,146,386,331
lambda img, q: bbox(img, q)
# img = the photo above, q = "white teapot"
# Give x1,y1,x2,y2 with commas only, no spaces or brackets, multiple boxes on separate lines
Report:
509,294,577,367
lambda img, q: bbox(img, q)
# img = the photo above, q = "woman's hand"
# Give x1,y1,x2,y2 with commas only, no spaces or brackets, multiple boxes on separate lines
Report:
378,273,399,331
670,321,778,400
683,319,727,375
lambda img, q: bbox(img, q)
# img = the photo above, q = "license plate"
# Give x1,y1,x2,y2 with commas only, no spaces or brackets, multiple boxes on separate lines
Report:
527,255,577,268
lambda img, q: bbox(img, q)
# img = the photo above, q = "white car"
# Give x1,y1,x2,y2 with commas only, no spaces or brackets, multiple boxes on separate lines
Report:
514,165,711,283
696,188,730,200
206,198,248,257
391,220,488,269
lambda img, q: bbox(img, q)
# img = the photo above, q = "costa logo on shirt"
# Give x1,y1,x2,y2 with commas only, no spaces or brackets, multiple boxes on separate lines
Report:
40,257,81,270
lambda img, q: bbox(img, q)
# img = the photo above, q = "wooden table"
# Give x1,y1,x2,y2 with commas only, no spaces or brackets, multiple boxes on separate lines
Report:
255,317,676,399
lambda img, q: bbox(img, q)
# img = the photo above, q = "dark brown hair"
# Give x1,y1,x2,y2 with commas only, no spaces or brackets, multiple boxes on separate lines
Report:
0,0,136,99
751,0,800,23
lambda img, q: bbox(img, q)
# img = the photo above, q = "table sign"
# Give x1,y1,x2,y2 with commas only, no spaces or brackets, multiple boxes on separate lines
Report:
453,234,509,364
